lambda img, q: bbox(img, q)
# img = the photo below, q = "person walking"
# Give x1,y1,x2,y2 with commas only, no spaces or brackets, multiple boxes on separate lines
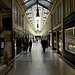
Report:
29,40,32,52
41,39,46,53
24,40,29,53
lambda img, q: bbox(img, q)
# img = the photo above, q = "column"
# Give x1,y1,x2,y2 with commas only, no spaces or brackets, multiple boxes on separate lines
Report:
12,0,15,58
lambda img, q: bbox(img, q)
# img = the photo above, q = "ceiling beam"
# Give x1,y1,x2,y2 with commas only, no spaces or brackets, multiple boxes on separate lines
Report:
22,0,51,11
38,2,50,10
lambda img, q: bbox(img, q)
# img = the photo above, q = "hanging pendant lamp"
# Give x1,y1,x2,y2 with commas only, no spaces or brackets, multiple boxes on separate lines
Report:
36,0,40,17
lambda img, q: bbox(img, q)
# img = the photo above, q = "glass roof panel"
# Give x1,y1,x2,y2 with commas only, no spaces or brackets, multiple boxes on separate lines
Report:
38,1,50,8
23,0,51,10
25,1,35,8
26,4,49,31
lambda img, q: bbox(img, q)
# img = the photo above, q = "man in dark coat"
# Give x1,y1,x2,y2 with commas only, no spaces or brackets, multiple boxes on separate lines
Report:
23,39,29,53
42,39,46,53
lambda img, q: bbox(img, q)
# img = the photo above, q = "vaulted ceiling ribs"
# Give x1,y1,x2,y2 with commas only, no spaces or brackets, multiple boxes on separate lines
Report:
22,0,53,11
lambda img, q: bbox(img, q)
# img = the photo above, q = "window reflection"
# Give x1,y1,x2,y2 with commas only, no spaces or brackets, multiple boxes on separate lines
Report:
65,27,75,54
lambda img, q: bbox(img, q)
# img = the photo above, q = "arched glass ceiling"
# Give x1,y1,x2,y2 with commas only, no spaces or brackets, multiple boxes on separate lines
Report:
23,0,53,34
23,0,53,10
25,1,35,8
26,4,49,31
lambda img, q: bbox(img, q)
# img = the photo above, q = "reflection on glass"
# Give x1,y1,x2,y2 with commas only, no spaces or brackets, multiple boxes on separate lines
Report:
65,27,75,54
59,32,62,52
54,36,56,48
14,6,18,24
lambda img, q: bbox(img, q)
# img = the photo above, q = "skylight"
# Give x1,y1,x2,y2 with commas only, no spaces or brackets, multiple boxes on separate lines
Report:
23,0,28,3
48,0,51,2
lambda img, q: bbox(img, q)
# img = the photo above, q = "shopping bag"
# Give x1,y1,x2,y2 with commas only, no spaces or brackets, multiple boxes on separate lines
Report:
29,48,31,52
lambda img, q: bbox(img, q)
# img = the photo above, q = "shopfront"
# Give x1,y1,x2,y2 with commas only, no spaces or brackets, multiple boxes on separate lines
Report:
63,11,75,64
13,30,24,56
65,27,75,54
58,31,62,55
53,32,56,50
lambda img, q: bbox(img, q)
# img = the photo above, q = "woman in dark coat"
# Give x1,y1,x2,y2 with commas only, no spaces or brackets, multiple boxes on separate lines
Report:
29,40,32,52
23,39,29,53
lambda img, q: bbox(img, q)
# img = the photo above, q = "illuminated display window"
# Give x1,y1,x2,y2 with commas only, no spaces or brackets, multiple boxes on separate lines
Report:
65,27,75,54
59,32,62,54
54,36,56,48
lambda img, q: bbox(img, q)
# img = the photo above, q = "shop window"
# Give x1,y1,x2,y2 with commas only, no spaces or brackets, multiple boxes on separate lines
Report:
59,32,62,54
57,4,61,23
65,27,75,54
19,11,21,26
54,36,56,48
53,9,57,27
54,10,57,26
53,33,56,49
53,14,54,26
19,11,23,27
57,6,59,23
59,4,61,22
21,15,23,27
14,6,18,24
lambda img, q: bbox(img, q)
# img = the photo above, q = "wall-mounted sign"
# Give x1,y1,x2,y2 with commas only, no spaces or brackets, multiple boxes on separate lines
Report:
0,38,4,57
1,42,4,48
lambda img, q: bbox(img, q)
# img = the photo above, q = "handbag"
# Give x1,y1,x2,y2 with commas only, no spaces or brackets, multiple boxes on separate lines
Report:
29,48,31,52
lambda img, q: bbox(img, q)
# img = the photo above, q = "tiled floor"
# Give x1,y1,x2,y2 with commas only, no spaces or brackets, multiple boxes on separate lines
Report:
6,42,75,75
